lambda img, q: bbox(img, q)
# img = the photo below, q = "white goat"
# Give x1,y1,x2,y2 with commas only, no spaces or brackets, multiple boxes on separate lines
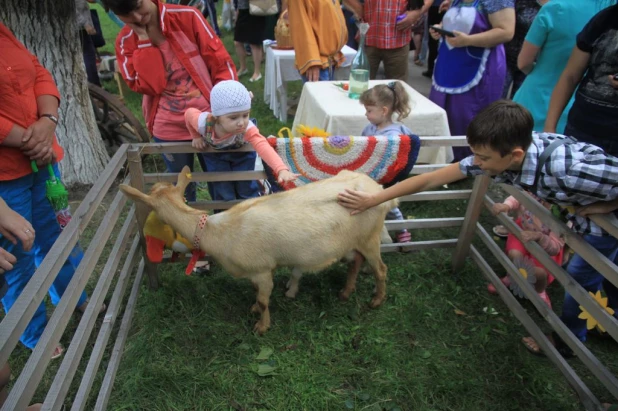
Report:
120,166,397,334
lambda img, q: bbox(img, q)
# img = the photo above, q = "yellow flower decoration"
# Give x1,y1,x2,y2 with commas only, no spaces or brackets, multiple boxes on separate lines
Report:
578,291,615,332
295,124,331,138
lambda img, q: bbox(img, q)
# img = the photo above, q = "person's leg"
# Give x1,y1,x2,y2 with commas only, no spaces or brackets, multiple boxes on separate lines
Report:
0,175,48,349
80,30,101,86
365,46,382,80
382,44,410,82
202,153,237,202
249,43,263,80
32,164,88,308
234,41,248,74
204,0,220,36
424,6,443,76
343,8,359,49
413,33,423,64
152,137,198,202
386,207,410,242
561,235,618,342
230,151,260,199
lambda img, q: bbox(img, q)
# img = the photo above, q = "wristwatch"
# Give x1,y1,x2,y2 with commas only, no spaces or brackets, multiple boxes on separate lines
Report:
40,114,59,125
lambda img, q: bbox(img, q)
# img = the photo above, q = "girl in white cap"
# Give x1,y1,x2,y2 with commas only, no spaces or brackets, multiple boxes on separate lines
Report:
185,80,298,201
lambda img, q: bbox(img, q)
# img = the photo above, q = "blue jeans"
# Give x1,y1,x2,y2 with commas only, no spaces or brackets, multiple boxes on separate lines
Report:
202,151,259,201
152,137,209,202
0,164,87,349
561,234,618,342
302,66,334,83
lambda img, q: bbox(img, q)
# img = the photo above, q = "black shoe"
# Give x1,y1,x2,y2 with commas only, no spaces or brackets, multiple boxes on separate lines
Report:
421,70,432,78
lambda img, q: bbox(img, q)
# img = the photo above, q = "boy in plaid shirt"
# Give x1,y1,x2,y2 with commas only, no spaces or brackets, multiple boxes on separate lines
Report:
338,100,618,355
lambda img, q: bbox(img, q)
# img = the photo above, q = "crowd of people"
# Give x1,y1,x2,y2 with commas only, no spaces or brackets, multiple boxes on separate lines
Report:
0,0,617,406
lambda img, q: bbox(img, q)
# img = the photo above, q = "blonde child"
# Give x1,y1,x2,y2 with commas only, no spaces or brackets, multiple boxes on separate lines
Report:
360,81,413,243
489,193,565,308
185,80,297,201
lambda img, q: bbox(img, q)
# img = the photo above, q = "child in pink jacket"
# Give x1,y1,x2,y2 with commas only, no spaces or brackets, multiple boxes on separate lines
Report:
489,193,565,308
185,80,297,201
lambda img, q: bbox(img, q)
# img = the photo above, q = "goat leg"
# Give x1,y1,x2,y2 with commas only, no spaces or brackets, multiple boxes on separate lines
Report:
339,251,364,301
251,272,274,335
285,267,303,298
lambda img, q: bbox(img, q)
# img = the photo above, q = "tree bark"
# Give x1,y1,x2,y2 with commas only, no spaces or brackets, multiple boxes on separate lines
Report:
1,0,110,185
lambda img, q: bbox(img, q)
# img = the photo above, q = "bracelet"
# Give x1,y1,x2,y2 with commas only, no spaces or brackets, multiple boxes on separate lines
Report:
40,114,59,125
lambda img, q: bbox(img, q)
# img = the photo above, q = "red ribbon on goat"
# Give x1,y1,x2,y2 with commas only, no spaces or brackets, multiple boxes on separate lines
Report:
185,214,208,275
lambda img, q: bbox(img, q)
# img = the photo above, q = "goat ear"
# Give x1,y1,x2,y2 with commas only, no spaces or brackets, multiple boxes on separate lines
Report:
176,166,193,193
119,184,154,207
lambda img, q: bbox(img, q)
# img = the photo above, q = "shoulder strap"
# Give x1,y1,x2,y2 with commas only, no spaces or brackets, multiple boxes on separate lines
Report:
531,136,576,193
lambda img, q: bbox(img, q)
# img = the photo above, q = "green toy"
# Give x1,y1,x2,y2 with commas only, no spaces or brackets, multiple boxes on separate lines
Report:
31,161,72,229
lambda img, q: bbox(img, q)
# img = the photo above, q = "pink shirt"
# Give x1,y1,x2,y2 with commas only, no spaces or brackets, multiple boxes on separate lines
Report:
152,41,210,141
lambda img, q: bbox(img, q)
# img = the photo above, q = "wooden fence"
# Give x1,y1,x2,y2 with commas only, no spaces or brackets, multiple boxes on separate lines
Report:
0,137,615,410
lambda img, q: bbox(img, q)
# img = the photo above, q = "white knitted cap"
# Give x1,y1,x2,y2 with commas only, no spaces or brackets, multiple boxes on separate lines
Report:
210,80,252,116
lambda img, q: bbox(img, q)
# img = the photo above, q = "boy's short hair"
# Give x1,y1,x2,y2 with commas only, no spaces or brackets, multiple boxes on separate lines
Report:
101,0,140,15
467,100,534,157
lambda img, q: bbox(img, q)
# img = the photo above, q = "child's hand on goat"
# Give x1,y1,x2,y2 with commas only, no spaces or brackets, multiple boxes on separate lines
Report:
520,230,542,243
191,138,206,151
338,189,376,215
277,170,300,184
492,202,510,216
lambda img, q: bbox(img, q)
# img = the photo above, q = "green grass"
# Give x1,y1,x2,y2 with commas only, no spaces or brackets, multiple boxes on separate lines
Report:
11,5,614,410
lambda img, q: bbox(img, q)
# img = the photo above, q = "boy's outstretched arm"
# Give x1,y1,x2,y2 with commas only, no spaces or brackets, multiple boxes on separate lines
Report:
576,198,618,217
338,163,466,215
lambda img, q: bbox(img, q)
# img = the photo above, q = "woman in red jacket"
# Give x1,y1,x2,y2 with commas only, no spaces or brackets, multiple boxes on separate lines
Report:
104,0,238,201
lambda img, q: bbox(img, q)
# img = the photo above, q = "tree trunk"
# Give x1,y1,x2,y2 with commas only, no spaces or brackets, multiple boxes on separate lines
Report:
1,0,110,186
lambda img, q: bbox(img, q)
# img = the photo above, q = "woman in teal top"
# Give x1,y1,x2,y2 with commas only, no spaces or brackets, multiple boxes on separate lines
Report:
512,0,613,133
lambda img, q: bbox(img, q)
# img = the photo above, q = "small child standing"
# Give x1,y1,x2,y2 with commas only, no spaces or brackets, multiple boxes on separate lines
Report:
488,193,565,308
185,80,297,201
359,81,413,243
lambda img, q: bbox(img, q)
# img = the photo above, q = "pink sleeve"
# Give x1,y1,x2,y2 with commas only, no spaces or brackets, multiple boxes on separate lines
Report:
503,196,519,211
537,231,565,257
244,127,289,176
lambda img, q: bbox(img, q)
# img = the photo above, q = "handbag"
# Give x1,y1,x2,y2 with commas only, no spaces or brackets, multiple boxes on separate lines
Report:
249,0,279,16
89,9,106,48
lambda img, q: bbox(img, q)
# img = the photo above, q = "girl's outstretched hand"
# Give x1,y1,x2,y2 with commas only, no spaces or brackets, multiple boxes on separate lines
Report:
277,170,300,184
191,138,206,151
338,189,374,215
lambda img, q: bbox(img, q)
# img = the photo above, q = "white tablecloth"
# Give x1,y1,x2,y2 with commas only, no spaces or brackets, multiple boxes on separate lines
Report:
263,44,357,123
292,80,454,165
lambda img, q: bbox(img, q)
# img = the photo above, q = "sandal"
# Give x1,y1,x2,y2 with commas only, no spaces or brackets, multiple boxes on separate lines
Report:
492,225,509,238
396,230,412,243
51,345,64,360
414,58,423,66
193,261,211,275
522,332,574,358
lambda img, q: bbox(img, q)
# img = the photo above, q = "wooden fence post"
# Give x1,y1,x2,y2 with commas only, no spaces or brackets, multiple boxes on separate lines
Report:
451,174,490,273
127,146,159,289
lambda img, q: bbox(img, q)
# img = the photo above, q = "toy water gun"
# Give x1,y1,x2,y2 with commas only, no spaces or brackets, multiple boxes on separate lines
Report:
31,162,72,230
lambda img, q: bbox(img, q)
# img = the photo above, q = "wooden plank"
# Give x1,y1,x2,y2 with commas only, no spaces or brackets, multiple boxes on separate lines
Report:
380,239,457,253
128,148,160,290
398,190,472,202
0,145,128,368
451,175,490,273
469,246,602,411
3,186,129,410
419,136,468,147
43,208,137,411
410,164,449,174
589,213,618,240
475,224,618,399
94,259,146,411
71,235,141,411
499,185,618,299
384,217,463,231
483,196,618,343
144,170,267,184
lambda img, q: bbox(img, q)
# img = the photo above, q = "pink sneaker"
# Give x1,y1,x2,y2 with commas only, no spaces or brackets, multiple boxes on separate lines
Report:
396,230,412,243
487,276,511,295
538,291,552,309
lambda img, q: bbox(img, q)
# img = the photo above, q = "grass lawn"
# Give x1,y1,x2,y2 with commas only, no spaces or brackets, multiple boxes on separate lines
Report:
21,4,613,410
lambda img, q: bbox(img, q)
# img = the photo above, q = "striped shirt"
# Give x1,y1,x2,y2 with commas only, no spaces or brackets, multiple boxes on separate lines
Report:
459,132,618,236
364,0,412,49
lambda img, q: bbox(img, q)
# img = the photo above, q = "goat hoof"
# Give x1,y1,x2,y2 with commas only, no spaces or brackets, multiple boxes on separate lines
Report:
285,289,297,299
369,296,385,308
250,303,260,313
338,289,353,301
254,322,269,335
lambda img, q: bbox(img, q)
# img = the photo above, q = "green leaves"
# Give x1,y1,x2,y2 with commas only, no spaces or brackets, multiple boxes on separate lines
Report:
255,347,273,360
254,347,277,377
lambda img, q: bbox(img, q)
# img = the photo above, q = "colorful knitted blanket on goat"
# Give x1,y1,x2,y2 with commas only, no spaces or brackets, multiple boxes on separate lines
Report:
265,135,421,189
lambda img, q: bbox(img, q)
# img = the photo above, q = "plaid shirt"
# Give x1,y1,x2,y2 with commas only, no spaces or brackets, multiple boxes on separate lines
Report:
460,132,618,236
364,0,412,49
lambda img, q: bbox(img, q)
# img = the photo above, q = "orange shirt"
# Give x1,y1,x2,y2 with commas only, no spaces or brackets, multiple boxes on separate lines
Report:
0,23,63,181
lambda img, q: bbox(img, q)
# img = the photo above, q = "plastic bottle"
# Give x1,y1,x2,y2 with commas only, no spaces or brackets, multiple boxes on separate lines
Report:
348,22,370,99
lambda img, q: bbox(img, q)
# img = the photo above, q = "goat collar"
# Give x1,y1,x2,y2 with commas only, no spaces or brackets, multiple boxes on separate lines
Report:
192,214,208,250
